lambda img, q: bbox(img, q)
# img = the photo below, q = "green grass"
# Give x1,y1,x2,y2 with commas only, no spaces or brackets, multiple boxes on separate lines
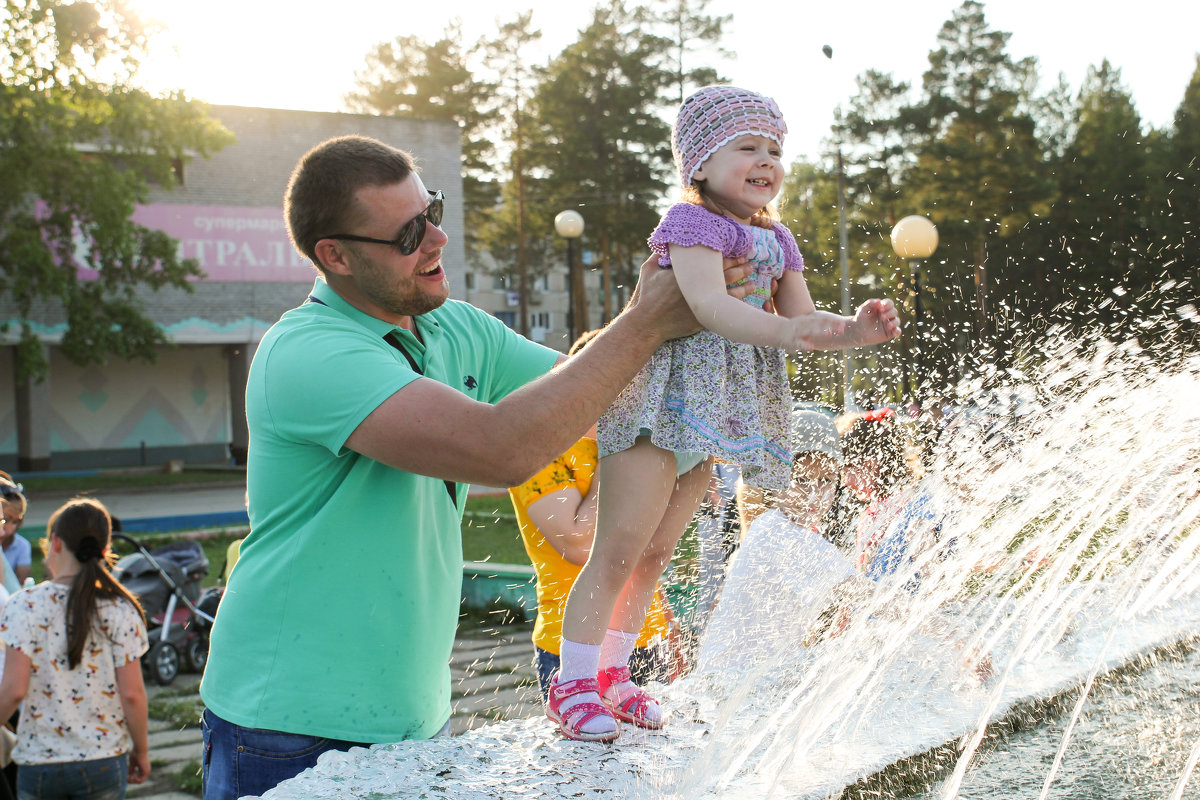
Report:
173,758,203,795
16,468,243,494
27,531,240,589
147,694,205,729
461,495,529,566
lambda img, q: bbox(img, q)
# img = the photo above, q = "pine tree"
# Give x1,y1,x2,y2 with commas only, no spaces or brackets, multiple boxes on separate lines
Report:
526,0,674,322
344,22,496,250
905,0,1050,370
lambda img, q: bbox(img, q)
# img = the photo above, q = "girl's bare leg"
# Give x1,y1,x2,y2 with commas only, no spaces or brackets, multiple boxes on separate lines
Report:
562,438,678,646
596,457,713,726
609,457,714,635
554,439,679,737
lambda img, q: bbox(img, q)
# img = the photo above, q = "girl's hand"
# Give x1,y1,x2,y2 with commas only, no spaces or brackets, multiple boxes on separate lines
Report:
850,299,901,346
129,749,151,783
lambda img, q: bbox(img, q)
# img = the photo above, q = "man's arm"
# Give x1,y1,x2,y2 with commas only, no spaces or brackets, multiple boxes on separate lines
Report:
347,257,718,487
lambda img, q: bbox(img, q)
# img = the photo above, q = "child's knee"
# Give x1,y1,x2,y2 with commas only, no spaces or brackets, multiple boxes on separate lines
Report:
638,542,676,570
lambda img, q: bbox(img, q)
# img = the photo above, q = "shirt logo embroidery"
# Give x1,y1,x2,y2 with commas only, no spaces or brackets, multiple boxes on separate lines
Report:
463,375,478,390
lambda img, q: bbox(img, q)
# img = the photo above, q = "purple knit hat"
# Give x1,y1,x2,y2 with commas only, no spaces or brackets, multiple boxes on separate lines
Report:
672,85,788,190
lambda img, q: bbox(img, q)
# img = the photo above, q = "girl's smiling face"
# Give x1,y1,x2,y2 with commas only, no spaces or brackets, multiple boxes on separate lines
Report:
692,134,784,222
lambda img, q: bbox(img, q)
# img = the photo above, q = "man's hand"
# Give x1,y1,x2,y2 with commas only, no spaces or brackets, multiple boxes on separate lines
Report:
626,254,756,342
720,256,755,301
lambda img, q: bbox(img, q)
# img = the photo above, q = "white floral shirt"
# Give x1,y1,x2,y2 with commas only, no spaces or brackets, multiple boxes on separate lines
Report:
0,582,147,764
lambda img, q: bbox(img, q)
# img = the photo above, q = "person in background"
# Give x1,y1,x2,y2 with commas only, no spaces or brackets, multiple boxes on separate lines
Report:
0,498,150,799
0,475,21,800
697,408,855,673
838,409,919,571
0,476,30,587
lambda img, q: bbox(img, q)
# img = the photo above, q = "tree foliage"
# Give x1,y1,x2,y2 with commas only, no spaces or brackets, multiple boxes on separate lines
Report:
786,0,1198,403
343,0,1198,402
526,0,676,317
0,0,233,380
653,0,730,105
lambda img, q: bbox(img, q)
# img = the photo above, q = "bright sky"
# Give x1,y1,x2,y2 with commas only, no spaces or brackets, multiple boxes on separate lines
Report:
132,0,1198,162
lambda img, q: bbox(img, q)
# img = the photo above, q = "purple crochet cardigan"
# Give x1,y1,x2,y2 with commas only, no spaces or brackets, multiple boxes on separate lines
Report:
648,203,804,272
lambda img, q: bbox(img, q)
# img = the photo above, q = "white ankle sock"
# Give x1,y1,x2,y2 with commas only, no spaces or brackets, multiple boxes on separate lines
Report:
599,629,640,670
556,639,616,736
559,639,601,682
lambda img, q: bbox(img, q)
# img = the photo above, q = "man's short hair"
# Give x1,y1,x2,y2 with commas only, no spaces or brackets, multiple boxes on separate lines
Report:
285,136,417,272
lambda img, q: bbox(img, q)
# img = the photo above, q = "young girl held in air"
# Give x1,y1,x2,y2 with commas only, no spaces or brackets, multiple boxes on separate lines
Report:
0,498,150,797
549,85,901,742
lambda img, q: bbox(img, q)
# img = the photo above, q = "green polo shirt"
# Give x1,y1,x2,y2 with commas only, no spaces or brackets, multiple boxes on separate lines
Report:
200,279,558,741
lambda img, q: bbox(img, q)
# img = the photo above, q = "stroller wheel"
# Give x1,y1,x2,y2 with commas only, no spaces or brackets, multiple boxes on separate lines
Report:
146,641,180,686
185,636,209,673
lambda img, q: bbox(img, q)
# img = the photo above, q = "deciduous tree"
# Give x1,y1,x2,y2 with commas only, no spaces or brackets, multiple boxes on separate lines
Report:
0,0,232,380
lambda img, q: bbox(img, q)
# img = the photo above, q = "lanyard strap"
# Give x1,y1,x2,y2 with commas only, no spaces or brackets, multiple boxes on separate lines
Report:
307,295,458,507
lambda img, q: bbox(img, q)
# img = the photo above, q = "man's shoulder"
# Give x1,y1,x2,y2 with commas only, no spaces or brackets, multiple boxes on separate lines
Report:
259,303,377,355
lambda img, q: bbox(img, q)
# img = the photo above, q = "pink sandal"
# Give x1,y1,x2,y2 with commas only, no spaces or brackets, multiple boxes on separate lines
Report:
546,673,620,743
597,666,664,730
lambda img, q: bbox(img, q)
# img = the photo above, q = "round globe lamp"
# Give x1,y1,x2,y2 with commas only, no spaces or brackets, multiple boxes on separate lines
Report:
890,215,938,401
554,210,585,343
890,215,938,259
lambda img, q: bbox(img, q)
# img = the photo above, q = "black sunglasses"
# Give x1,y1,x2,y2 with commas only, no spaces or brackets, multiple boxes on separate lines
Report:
0,483,23,502
320,190,444,256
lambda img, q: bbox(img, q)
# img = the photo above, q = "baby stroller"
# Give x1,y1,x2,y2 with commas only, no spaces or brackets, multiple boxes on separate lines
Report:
113,533,222,685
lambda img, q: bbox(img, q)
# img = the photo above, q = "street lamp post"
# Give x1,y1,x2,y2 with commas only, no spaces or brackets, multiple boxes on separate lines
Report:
554,210,585,345
824,44,853,410
835,124,853,409
890,215,938,401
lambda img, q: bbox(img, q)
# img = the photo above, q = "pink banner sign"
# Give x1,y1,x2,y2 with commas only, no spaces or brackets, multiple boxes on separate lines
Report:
131,204,316,282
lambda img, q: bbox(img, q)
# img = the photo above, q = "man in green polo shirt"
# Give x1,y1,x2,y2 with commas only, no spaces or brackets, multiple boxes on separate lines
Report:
199,136,754,800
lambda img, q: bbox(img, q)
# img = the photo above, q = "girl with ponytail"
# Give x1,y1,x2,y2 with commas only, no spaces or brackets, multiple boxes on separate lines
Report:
0,498,149,798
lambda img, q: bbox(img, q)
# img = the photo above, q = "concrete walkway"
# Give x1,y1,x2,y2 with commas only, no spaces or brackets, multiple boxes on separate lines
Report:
20,482,250,536
128,623,541,799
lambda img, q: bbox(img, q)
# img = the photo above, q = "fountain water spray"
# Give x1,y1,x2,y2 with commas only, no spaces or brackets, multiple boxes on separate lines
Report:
258,325,1200,800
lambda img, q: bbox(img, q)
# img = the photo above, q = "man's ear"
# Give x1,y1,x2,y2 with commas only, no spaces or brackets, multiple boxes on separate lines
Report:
314,240,353,277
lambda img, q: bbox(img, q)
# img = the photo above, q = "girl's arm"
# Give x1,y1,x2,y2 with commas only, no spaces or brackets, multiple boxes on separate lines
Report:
671,244,842,351
774,270,902,351
525,481,599,566
116,658,151,784
0,646,30,724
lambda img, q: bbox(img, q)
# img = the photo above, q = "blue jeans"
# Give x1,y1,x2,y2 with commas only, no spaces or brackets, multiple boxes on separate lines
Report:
534,646,670,701
17,754,127,800
201,709,373,800
201,709,451,800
